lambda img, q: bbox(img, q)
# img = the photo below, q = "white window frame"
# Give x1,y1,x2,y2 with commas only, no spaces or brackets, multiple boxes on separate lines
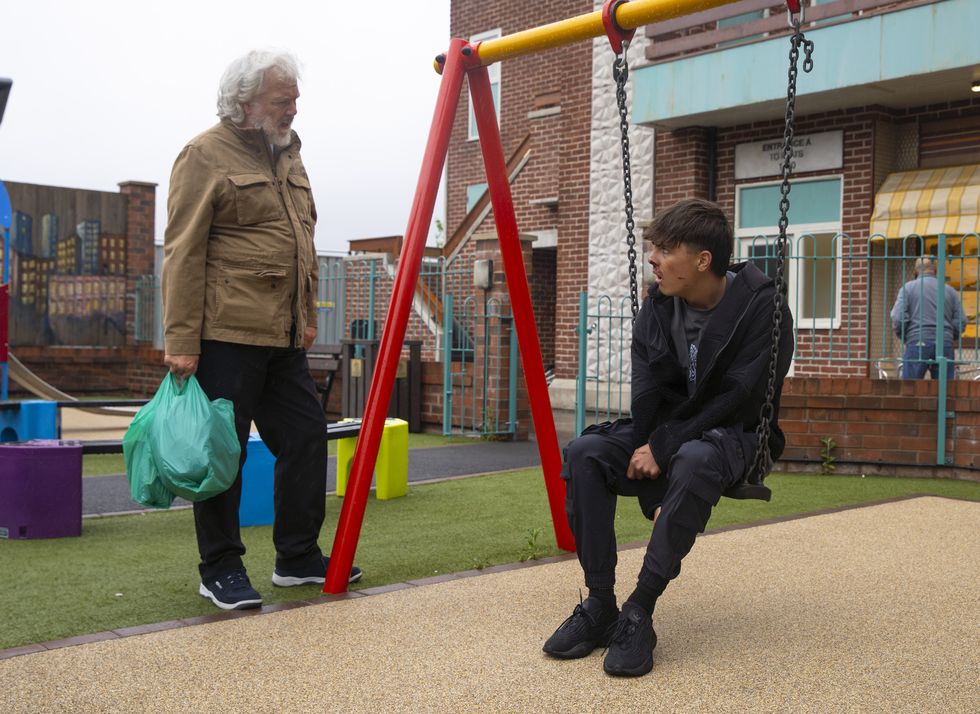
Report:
734,176,844,331
467,28,502,142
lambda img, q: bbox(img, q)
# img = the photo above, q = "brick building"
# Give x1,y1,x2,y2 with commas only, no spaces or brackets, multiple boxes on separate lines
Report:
637,0,980,376
444,0,980,474
447,0,596,391
630,0,980,473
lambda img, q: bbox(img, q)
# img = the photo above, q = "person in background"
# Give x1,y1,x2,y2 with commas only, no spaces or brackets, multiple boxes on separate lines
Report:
890,255,966,380
162,49,361,610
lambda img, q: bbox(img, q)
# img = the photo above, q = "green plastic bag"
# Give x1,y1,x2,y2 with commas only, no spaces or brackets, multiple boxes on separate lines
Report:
122,382,175,509
148,373,241,502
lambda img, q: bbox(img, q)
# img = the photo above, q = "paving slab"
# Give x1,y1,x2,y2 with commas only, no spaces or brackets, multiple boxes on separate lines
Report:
2,497,977,713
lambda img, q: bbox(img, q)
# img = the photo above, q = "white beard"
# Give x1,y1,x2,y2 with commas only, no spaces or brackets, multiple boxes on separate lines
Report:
250,113,292,148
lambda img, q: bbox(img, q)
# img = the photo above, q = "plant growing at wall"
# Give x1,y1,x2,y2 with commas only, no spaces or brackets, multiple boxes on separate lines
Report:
820,436,837,474
519,527,544,562
471,555,491,570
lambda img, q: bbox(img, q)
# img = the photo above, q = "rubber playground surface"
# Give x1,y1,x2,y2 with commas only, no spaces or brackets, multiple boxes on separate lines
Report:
2,496,976,712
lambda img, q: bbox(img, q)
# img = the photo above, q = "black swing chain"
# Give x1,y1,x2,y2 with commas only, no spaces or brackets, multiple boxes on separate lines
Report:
748,18,815,482
613,39,640,321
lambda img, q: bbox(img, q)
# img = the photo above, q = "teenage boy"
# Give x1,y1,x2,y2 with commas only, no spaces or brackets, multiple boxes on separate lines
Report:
543,198,794,677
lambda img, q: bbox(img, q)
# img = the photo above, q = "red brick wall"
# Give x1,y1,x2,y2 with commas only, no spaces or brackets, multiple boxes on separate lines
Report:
448,0,593,381
12,345,166,396
780,376,980,479
343,256,448,361
653,127,712,211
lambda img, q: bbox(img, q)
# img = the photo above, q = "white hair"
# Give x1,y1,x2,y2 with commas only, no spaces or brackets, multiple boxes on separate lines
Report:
216,50,301,123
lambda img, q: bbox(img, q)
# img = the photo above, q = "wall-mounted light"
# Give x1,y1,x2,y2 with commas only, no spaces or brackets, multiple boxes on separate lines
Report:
473,259,494,290
972,80,980,94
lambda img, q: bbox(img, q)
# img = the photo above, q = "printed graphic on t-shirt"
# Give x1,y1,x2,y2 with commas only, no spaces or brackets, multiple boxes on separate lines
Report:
688,342,697,385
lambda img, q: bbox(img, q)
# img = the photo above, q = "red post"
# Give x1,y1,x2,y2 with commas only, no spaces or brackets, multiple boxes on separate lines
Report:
323,39,468,593
466,61,575,551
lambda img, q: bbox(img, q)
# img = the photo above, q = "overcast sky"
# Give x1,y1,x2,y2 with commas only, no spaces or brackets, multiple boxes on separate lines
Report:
0,0,452,254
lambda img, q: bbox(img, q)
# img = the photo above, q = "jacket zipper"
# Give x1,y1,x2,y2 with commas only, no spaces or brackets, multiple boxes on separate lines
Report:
690,293,757,400
271,151,304,347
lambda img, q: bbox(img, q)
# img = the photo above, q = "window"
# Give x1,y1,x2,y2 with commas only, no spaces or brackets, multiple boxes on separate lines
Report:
467,29,501,141
735,177,843,329
466,183,488,214
717,9,766,47
41,213,59,259
811,0,850,26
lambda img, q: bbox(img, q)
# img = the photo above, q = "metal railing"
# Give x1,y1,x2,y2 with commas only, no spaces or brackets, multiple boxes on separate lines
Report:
645,0,937,64
133,275,161,347
576,233,980,446
442,295,517,437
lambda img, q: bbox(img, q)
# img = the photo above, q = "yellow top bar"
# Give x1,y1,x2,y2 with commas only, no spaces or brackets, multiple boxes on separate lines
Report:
476,0,741,66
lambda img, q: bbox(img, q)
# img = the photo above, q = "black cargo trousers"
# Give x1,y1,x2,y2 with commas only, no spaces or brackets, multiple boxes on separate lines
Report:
561,419,747,594
192,339,328,581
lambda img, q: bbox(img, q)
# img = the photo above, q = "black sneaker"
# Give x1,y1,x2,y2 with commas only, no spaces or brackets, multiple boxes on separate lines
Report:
198,569,263,611
602,601,657,677
542,595,619,659
272,555,363,587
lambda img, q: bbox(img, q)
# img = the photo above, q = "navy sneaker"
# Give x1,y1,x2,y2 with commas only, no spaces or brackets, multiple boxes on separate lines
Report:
199,569,263,611
272,555,363,587
602,601,657,677
543,595,619,659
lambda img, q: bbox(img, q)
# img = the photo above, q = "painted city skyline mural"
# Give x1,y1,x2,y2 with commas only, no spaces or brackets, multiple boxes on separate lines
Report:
2,181,128,346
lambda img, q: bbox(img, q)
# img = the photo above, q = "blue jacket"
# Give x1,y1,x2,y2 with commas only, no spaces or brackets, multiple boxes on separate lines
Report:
890,274,966,345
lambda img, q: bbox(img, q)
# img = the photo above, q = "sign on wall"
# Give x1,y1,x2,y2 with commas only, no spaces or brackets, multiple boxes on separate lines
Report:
735,130,843,180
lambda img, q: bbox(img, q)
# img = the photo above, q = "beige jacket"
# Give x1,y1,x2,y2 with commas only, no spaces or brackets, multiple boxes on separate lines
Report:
162,119,318,354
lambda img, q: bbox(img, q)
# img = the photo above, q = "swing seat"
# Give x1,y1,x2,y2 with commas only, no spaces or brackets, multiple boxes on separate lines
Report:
724,481,772,501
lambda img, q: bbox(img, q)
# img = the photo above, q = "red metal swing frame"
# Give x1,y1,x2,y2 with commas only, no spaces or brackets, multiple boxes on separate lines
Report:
324,0,794,593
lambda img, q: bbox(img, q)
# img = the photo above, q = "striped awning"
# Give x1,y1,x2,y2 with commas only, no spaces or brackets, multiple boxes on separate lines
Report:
870,164,980,239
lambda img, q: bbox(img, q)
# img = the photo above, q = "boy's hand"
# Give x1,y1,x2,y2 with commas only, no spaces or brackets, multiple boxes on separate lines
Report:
627,444,661,480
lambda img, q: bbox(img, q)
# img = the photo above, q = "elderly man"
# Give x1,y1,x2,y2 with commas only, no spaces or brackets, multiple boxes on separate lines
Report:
163,50,360,610
890,255,967,380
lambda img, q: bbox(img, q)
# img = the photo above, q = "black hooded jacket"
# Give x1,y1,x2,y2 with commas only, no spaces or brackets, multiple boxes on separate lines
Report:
630,261,794,468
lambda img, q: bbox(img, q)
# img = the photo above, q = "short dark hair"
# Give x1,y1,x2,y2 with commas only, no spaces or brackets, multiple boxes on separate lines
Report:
643,199,733,277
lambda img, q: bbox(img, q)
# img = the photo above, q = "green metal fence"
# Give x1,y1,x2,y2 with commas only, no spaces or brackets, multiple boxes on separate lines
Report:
133,275,161,347
441,294,517,437
316,255,346,345
340,254,517,437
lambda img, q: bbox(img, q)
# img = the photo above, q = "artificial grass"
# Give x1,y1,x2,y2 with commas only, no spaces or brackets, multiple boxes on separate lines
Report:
82,432,479,476
0,470,977,650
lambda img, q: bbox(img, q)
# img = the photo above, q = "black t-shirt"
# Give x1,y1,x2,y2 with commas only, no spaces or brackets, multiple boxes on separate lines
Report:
670,272,734,395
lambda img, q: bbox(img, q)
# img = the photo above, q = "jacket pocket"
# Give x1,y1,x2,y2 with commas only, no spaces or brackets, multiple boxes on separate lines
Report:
213,262,289,336
287,172,315,229
228,173,284,225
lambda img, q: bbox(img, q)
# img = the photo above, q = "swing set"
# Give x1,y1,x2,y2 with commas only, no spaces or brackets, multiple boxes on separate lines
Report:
323,0,815,593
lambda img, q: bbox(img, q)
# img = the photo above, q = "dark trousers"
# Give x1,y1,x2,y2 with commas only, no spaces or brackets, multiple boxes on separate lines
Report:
193,339,328,580
901,340,956,379
561,419,746,593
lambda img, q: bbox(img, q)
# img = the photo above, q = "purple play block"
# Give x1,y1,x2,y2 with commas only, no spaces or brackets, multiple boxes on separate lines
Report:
0,440,83,539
